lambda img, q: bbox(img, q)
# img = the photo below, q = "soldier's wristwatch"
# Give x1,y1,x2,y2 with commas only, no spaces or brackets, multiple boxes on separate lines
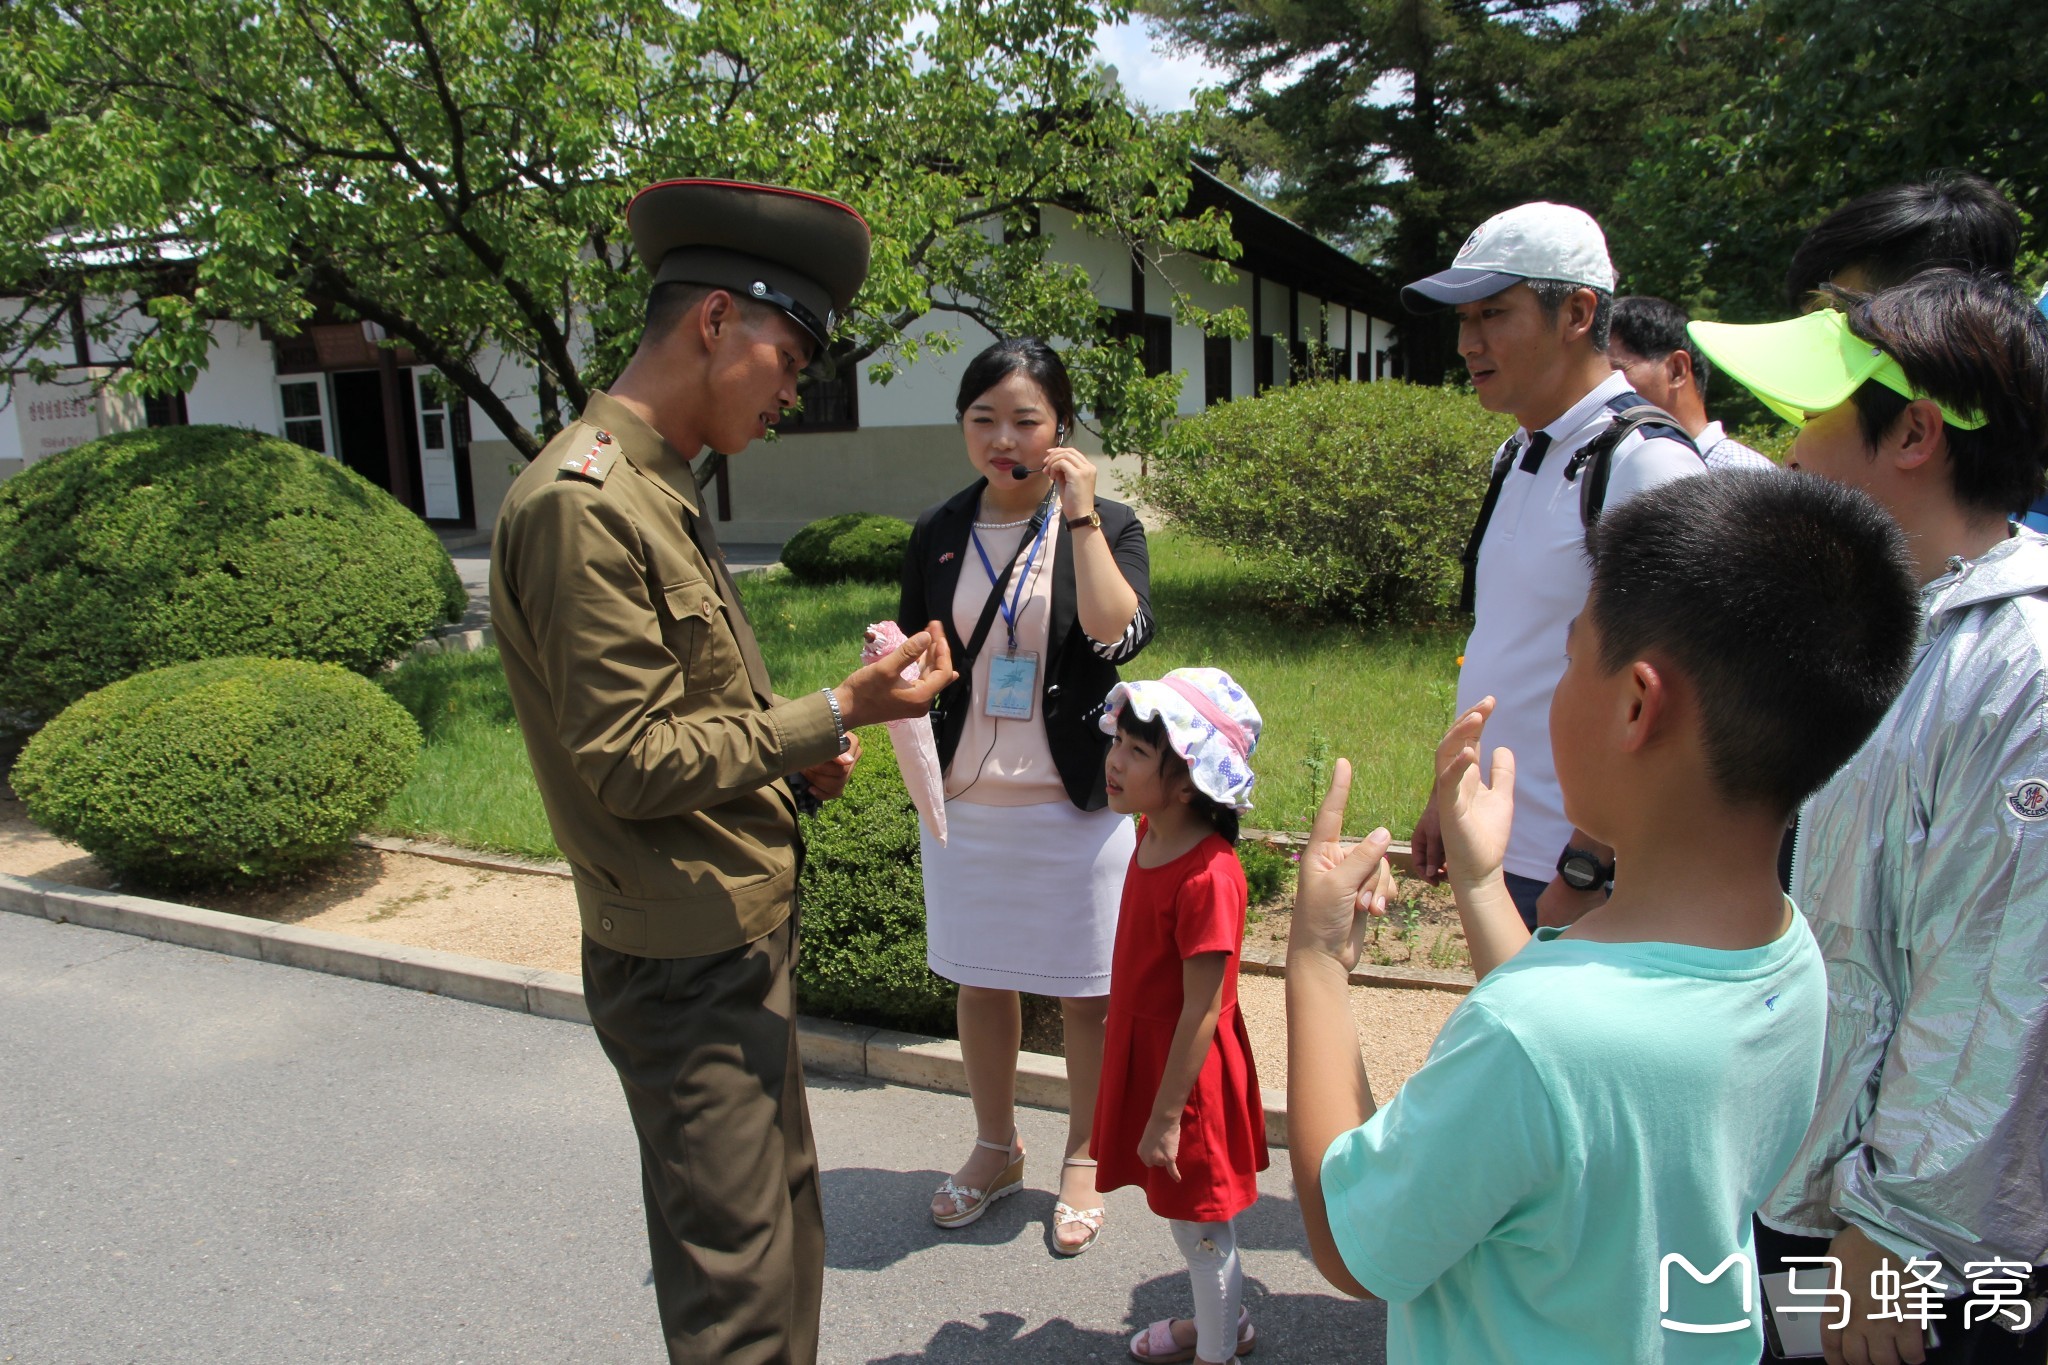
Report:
1556,846,1616,891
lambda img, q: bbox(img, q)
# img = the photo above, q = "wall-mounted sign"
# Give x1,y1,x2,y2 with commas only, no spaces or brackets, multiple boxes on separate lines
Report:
274,323,419,376
12,368,144,465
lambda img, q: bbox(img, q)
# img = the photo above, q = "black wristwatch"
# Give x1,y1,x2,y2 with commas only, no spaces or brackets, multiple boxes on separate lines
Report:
1556,846,1616,891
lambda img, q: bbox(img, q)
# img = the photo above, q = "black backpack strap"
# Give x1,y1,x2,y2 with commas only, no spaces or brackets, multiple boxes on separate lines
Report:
1567,395,1701,527
1458,436,1521,614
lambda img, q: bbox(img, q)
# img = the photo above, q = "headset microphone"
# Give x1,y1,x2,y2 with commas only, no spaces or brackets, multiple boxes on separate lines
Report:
1011,424,1069,479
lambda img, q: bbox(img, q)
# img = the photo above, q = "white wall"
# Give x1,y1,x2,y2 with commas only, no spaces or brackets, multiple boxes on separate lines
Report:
1293,294,1319,343
0,397,22,468
187,322,284,433
1043,206,1133,311
854,309,1000,429
1257,277,1289,340
465,344,541,444
1170,254,1253,411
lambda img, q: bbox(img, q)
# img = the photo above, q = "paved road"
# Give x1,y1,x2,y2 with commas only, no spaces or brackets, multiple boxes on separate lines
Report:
1,914,1385,1363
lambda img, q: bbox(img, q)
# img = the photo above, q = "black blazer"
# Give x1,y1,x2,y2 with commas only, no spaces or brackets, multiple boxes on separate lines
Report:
897,479,1154,811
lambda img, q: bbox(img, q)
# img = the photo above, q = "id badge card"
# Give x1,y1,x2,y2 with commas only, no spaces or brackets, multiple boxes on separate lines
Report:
984,650,1039,720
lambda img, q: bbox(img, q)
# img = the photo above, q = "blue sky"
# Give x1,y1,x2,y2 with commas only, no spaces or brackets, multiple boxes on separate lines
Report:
1093,16,1226,112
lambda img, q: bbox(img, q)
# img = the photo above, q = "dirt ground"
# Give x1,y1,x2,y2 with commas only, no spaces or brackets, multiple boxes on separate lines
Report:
1245,877,1470,974
0,795,1462,1098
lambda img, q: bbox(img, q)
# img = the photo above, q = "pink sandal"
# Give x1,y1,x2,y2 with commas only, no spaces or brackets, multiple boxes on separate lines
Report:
1127,1306,1256,1362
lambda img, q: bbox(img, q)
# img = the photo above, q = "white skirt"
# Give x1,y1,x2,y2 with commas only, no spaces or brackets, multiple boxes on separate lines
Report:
921,799,1136,996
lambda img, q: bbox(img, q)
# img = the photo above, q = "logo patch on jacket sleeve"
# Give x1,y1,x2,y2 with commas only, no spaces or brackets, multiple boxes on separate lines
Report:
2008,778,2048,821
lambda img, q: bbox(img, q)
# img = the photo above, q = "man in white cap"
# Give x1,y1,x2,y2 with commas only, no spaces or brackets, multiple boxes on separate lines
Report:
1405,202,1703,929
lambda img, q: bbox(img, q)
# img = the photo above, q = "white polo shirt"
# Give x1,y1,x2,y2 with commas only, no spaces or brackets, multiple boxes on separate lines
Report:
1458,371,1705,883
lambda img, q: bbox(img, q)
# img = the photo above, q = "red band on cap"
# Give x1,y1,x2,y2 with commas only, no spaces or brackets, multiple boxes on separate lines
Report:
1161,677,1251,760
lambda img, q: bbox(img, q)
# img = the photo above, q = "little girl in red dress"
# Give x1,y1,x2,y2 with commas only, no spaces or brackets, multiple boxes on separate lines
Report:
1092,667,1268,1365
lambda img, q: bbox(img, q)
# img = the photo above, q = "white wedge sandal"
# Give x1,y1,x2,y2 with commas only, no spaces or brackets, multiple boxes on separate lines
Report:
931,1135,1025,1229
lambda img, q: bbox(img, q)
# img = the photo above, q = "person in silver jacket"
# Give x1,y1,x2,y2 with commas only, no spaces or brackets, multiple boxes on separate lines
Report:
1692,271,2048,1363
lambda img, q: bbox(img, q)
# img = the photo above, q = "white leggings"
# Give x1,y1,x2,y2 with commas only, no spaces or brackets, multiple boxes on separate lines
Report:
1169,1217,1243,1363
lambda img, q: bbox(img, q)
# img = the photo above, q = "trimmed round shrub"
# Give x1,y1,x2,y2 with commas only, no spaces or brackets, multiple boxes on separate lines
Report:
795,742,954,1034
12,656,422,888
0,424,466,726
781,512,912,585
1144,381,1515,623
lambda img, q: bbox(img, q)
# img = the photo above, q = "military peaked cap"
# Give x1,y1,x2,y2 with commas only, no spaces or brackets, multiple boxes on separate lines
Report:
627,178,870,354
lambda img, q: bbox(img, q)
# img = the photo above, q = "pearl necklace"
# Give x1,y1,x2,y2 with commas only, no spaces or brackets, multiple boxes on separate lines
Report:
972,515,1032,530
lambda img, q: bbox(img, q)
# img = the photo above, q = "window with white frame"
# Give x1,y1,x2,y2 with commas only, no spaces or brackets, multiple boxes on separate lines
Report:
278,378,332,455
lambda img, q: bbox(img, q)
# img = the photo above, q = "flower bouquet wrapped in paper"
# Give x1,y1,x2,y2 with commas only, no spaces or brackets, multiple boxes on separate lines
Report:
861,621,947,845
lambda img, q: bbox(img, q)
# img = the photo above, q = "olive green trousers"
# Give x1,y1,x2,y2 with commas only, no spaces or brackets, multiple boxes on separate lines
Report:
584,917,822,1365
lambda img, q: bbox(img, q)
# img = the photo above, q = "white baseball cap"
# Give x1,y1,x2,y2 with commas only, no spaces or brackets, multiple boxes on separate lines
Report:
1402,202,1617,312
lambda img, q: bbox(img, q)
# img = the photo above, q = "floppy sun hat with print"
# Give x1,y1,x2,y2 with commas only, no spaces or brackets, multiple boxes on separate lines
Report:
1100,667,1263,811
1687,308,1987,431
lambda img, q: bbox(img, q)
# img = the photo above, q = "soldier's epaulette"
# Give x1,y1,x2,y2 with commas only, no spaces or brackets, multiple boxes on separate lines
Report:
556,426,621,485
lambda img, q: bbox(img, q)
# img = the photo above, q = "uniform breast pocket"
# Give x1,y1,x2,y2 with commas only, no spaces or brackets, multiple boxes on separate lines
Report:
658,579,742,694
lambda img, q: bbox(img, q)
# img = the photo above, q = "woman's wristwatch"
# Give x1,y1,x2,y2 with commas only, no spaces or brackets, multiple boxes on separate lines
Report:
1064,507,1101,532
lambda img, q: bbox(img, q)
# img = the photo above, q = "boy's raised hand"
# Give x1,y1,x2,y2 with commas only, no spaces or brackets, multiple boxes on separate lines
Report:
1433,698,1515,889
1290,758,1398,972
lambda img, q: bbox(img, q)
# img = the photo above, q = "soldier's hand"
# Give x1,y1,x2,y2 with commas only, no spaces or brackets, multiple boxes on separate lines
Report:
798,731,860,801
834,621,956,729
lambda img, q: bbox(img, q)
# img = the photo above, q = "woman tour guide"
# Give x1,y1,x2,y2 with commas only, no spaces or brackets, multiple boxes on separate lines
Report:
897,338,1154,1255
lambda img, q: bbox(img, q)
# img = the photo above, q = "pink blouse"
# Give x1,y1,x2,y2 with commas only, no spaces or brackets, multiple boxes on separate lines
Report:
944,516,1066,806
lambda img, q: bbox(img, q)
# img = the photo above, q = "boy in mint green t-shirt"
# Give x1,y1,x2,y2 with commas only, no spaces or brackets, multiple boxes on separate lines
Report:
1283,474,1923,1363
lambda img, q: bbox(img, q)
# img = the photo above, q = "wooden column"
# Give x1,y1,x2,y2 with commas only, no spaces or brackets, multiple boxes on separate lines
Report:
377,347,417,512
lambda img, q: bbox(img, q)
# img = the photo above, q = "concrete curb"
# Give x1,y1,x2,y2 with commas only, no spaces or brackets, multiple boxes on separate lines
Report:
344,835,1475,994
1241,947,1474,995
412,625,494,659
354,833,572,880
0,869,1295,1146
0,871,588,1024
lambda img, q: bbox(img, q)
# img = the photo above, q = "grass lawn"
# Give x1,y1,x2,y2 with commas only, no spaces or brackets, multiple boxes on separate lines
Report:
373,529,1465,857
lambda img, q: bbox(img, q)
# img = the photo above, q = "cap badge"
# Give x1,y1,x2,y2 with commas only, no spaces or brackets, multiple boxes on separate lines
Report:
2008,778,2048,822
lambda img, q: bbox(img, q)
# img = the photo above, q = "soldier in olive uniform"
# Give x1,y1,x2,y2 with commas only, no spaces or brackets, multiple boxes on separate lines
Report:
490,179,954,1365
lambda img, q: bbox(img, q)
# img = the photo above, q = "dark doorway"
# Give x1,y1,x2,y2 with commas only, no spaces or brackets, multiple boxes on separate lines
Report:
329,368,421,513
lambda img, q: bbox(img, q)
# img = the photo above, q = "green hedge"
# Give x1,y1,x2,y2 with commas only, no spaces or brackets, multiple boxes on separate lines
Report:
1238,838,1298,905
795,742,955,1034
12,656,421,888
1732,423,1794,462
780,512,912,585
1144,381,1514,623
0,424,466,726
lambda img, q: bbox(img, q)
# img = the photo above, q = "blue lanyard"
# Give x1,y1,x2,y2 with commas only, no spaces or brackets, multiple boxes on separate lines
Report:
970,502,1053,652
